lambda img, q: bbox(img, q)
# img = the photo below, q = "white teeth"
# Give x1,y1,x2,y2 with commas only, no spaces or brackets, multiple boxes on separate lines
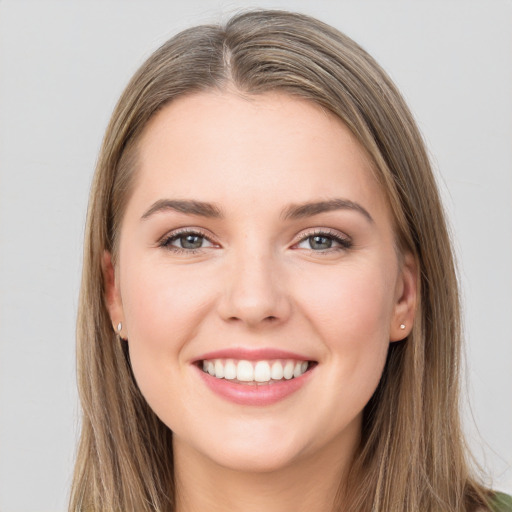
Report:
283,361,294,380
237,360,254,382
201,358,310,383
224,359,237,380
214,360,224,379
271,361,284,380
254,361,271,382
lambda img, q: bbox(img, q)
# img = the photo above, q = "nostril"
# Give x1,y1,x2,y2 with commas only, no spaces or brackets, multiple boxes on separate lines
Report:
227,314,278,323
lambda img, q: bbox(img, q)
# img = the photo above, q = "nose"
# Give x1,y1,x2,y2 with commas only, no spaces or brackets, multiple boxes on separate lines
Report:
217,246,292,328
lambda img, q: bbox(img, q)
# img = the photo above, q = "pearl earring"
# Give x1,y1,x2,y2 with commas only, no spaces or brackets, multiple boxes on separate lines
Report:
117,322,122,332
400,323,406,330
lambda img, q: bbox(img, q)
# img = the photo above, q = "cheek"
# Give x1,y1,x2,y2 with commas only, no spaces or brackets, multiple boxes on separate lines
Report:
296,259,396,342
122,260,213,345
293,260,395,405
119,260,216,399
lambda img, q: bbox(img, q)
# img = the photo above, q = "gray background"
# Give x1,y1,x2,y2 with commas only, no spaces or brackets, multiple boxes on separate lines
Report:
0,1,510,510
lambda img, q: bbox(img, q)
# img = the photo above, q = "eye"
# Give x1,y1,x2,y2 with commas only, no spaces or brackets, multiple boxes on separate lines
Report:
159,229,216,253
295,229,352,252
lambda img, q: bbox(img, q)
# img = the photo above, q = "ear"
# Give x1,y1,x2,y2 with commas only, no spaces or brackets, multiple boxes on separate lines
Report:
102,251,125,337
389,251,418,342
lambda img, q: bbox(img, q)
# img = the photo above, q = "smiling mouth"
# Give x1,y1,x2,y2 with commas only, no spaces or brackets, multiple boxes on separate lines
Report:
200,358,316,385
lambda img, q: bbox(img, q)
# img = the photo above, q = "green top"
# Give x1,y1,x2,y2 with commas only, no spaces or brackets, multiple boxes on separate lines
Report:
490,492,512,511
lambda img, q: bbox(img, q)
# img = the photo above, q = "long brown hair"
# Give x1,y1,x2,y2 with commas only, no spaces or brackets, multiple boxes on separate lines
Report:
70,10,491,511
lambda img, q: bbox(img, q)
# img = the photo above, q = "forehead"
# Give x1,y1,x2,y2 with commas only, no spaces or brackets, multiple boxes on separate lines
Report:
129,91,390,224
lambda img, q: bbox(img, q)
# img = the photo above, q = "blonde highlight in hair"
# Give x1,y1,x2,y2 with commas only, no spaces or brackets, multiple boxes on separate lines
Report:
71,10,491,511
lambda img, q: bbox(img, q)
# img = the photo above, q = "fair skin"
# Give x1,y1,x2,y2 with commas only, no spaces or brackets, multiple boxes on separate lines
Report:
104,91,417,512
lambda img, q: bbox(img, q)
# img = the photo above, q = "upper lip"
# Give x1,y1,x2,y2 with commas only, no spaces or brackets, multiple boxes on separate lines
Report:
193,347,315,362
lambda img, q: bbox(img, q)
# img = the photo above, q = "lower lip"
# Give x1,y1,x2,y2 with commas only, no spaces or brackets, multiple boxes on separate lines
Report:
195,365,314,406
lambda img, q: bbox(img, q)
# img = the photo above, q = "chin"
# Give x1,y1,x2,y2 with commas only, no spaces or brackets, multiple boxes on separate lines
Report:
209,443,304,474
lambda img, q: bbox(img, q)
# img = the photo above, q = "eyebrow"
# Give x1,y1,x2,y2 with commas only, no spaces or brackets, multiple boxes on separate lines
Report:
281,198,373,223
141,199,223,220
141,198,373,223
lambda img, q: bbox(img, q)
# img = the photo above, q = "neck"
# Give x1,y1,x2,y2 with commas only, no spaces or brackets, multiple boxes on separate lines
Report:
173,428,359,512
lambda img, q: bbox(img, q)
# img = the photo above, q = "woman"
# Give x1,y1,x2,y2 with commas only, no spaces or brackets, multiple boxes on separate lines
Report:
70,9,511,512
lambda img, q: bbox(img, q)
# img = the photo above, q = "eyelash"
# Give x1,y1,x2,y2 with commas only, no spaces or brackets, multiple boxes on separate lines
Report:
295,229,353,254
158,228,215,255
158,228,352,255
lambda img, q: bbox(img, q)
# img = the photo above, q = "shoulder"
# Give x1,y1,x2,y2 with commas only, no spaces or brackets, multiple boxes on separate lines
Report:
489,492,512,512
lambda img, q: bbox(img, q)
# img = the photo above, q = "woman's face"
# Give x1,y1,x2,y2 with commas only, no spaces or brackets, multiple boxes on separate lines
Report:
105,91,416,473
